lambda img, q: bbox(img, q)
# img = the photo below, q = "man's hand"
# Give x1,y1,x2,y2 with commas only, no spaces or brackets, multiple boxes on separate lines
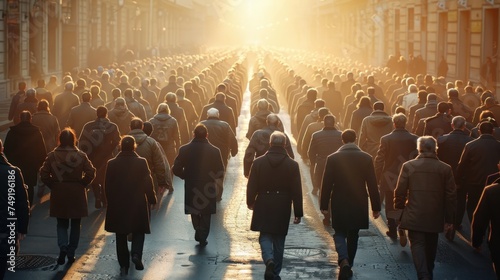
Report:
321,210,329,215
293,217,301,224
248,204,253,210
18,234,26,241
372,211,380,219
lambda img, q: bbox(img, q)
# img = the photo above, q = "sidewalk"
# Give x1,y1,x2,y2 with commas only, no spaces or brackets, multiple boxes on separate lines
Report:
0,97,13,131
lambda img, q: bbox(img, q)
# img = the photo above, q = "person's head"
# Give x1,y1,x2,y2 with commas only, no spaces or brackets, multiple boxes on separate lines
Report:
65,82,74,91
481,91,494,105
417,136,437,154
19,111,32,123
259,88,268,98
111,88,121,99
314,99,325,109
437,102,450,114
306,88,318,100
367,87,375,96
216,83,227,93
324,114,336,127
76,79,86,88
90,85,100,97
448,88,459,99
395,106,406,115
168,75,176,83
318,107,329,120
19,81,27,91
215,92,226,102
123,88,134,98
257,99,269,111
81,91,91,102
26,88,36,98
408,84,418,93
165,92,177,103
37,79,45,88
193,124,208,139
207,107,219,118
37,100,49,112
157,103,170,114
392,113,407,129
269,131,286,147
120,75,129,84
479,121,494,135
260,79,269,87
183,81,192,90
58,128,77,147
357,96,372,109
418,90,428,102
485,97,496,107
143,121,153,136
266,113,279,126
371,101,384,111
341,129,356,144
451,116,466,131
354,89,365,100
96,106,107,118
130,117,144,130
120,136,136,152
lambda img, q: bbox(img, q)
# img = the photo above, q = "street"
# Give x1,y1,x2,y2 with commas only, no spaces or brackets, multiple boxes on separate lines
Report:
3,78,497,280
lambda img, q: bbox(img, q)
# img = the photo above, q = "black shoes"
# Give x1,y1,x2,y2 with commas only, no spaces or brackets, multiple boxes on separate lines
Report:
338,259,353,280
264,259,275,280
132,254,144,270
57,251,67,265
386,229,397,239
67,255,76,265
120,266,129,276
199,240,208,247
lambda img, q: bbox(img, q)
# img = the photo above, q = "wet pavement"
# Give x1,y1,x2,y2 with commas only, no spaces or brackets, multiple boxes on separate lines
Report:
3,72,497,280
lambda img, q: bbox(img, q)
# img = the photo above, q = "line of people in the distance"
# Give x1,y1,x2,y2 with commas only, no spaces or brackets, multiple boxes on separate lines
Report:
240,50,499,280
1,50,247,277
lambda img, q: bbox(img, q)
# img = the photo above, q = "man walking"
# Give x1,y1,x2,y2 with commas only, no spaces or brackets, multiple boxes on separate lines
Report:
394,136,456,280
247,131,303,280
104,136,157,275
172,124,225,246
321,129,381,279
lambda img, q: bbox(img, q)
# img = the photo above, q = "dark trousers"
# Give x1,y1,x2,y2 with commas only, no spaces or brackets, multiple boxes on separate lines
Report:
56,218,81,256
408,230,439,280
92,165,107,205
385,190,398,232
456,185,484,226
191,213,211,242
115,233,145,268
333,229,360,266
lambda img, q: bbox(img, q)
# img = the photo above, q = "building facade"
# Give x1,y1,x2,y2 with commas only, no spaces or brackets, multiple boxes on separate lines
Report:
316,0,499,94
0,0,204,99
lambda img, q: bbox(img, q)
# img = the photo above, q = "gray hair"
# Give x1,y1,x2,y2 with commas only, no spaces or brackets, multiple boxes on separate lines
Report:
257,99,269,110
157,103,170,114
417,136,437,154
266,113,279,125
269,131,286,147
451,116,466,130
408,84,418,93
207,108,219,118
65,81,74,91
392,113,407,128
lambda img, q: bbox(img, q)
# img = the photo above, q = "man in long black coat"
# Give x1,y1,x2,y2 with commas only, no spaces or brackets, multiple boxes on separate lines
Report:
472,182,500,279
321,129,381,279
4,111,46,205
374,113,418,243
199,92,236,133
247,131,303,280
0,139,29,279
456,121,500,225
172,124,225,246
437,116,474,239
104,136,156,275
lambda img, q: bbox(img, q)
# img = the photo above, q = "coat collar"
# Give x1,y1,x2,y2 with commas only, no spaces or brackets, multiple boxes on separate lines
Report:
267,146,288,155
117,151,139,157
416,152,438,159
478,134,496,140
338,142,359,151
450,129,469,136
191,138,208,143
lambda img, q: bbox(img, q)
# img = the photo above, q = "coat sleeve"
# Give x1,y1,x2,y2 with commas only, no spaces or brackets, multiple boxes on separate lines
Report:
374,138,386,181
151,140,168,186
228,126,238,157
320,157,334,211
444,165,457,224
307,135,318,166
285,134,295,159
365,157,381,212
173,121,181,151
80,153,96,186
394,163,409,210
172,148,185,179
301,126,313,160
358,119,368,149
246,159,259,208
244,136,257,177
14,168,30,234
142,160,157,205
291,161,304,218
455,146,469,186
39,154,55,187
471,186,491,248
35,130,47,168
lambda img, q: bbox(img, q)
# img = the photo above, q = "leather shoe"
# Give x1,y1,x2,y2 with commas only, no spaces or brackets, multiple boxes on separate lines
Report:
264,259,275,280
386,230,397,239
67,255,76,265
120,266,129,276
338,259,352,279
57,251,66,265
399,229,407,247
132,254,144,270
199,240,208,247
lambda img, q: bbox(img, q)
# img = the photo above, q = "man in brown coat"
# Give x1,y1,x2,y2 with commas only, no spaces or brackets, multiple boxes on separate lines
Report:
67,92,96,137
394,136,456,280
104,136,156,275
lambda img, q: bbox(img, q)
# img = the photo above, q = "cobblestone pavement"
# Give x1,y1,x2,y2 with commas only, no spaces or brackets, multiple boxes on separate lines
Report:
3,71,497,280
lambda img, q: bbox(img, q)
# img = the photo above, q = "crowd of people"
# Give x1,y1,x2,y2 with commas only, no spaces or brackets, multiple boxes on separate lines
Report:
0,48,499,280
